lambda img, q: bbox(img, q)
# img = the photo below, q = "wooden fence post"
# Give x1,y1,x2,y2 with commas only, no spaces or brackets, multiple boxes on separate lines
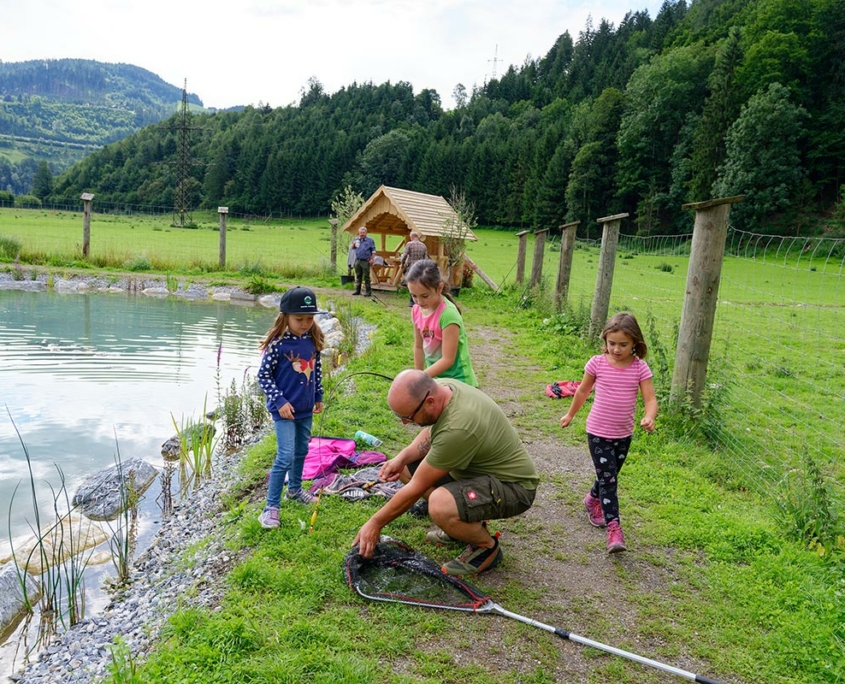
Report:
328,218,338,271
555,220,580,309
530,229,549,288
515,230,530,284
218,206,228,270
671,196,743,407
589,213,628,339
80,193,94,258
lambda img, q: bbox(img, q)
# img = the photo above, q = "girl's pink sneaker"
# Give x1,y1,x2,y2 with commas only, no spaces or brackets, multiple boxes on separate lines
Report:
583,493,606,528
606,520,627,553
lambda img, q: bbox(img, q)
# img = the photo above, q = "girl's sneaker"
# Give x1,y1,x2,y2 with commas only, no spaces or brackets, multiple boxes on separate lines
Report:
606,520,627,553
286,489,318,504
583,492,606,528
258,506,280,529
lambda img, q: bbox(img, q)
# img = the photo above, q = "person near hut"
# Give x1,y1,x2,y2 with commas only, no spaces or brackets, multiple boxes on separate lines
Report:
399,231,429,305
352,226,376,296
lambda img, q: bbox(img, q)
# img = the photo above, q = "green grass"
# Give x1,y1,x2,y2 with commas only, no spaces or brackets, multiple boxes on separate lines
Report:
3,209,843,681
92,287,844,684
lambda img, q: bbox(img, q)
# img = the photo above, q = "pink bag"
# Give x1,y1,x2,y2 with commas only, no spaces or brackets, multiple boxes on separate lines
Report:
301,436,386,480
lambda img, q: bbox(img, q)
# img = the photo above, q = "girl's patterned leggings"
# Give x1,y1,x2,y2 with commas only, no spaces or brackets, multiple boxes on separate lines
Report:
587,433,632,525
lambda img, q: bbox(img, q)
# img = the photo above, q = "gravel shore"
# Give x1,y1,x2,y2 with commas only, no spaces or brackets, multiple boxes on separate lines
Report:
2,273,375,683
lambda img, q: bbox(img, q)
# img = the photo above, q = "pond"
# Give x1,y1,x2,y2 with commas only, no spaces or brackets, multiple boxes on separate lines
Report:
0,288,272,667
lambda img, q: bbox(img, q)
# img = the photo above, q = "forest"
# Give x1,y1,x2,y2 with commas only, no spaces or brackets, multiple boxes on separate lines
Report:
36,0,845,236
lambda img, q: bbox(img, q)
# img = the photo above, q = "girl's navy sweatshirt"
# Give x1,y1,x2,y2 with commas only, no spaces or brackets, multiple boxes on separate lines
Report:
257,331,323,421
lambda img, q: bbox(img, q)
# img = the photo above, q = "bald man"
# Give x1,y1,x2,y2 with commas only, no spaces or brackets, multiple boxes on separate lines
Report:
353,370,539,576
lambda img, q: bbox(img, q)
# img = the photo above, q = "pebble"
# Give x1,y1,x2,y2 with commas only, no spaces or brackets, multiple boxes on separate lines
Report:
13,429,267,684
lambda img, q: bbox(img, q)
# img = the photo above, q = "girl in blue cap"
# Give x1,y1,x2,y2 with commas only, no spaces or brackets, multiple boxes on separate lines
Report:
256,286,326,528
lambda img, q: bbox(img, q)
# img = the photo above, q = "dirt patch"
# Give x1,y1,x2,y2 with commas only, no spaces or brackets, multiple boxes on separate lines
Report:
380,308,726,683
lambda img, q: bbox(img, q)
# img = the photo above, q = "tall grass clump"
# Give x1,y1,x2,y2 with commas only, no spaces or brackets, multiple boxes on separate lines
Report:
105,635,142,684
0,234,22,260
170,397,219,493
244,274,284,295
6,414,95,659
775,452,844,554
219,375,268,452
646,313,731,449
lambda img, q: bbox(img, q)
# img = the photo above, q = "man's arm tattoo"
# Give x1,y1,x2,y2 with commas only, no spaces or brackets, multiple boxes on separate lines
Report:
417,437,431,458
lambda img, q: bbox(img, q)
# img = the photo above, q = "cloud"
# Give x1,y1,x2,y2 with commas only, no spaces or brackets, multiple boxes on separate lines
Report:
1,0,665,109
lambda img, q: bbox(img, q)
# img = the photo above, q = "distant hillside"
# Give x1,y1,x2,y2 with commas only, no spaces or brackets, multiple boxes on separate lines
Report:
0,59,204,195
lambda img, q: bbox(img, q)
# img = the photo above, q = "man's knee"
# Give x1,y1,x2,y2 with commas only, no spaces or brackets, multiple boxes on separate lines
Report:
428,487,458,522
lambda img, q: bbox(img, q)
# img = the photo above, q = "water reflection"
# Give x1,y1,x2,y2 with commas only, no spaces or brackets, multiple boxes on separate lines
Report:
0,289,269,554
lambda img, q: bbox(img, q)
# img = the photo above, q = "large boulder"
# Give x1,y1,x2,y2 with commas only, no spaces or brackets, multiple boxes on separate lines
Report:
0,563,41,636
0,512,110,575
71,457,158,521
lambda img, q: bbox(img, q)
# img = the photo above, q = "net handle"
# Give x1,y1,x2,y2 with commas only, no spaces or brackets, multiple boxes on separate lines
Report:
486,601,724,684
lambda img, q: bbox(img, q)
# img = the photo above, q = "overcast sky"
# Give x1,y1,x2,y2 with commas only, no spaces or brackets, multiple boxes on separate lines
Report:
2,0,664,110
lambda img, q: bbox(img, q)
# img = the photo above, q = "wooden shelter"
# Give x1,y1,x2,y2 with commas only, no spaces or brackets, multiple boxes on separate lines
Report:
341,185,478,291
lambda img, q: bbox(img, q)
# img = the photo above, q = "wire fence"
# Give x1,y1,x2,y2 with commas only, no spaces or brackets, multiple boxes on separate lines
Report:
551,228,844,506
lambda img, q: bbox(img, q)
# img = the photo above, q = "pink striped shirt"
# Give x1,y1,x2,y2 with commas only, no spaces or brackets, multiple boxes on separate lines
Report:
585,355,652,439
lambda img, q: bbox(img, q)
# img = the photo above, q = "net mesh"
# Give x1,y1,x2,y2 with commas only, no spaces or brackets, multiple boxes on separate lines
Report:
344,536,490,611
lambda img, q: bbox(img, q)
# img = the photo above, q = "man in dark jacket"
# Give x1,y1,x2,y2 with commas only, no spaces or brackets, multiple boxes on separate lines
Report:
351,226,377,296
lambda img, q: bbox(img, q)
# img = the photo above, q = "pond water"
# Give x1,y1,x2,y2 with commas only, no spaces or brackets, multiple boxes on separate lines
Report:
0,288,272,665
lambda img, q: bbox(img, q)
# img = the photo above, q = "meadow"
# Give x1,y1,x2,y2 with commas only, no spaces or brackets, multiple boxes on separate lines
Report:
2,207,842,483
1,208,843,682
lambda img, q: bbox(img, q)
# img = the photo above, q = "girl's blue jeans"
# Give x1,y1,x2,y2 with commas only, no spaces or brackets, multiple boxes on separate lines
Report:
266,415,313,508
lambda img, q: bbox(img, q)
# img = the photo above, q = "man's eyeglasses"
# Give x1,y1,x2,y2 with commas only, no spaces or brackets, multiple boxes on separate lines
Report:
394,390,430,423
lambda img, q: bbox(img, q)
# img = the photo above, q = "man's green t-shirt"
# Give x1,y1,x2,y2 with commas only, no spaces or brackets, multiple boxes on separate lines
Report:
426,380,539,490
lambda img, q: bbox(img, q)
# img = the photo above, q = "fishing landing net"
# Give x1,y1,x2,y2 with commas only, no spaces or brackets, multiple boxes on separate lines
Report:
344,536,489,611
344,537,724,684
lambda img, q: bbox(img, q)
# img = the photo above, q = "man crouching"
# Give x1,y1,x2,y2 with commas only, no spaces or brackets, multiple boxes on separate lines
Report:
353,369,539,576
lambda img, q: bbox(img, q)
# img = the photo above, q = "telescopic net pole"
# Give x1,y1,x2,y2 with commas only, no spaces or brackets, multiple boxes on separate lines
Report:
488,602,725,684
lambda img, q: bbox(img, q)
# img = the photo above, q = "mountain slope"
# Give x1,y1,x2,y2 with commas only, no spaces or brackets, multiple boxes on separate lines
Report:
0,59,203,194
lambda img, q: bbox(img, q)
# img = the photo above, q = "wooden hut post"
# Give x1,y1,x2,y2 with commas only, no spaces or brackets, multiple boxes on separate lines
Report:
589,213,628,339
515,230,530,284
554,220,580,309
530,229,549,288
328,218,338,271
671,196,743,407
80,193,94,258
218,206,228,270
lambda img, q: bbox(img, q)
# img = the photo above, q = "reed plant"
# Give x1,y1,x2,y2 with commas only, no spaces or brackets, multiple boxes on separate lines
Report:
106,635,142,684
219,374,268,452
170,397,219,494
5,413,95,662
105,439,139,585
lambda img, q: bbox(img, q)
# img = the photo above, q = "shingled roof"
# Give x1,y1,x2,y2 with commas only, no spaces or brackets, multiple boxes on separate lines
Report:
341,185,477,241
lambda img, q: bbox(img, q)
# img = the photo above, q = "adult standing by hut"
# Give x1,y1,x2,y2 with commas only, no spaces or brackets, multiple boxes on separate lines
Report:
399,231,429,305
352,226,376,297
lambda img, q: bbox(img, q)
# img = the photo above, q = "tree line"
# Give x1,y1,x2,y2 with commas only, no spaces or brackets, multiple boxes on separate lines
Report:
44,0,845,237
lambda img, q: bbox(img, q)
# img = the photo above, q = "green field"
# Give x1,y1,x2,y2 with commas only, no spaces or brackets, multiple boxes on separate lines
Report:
1,208,842,492
2,209,844,682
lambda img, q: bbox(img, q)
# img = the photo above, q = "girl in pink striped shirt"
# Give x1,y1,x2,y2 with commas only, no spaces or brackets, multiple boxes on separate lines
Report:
560,312,658,553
